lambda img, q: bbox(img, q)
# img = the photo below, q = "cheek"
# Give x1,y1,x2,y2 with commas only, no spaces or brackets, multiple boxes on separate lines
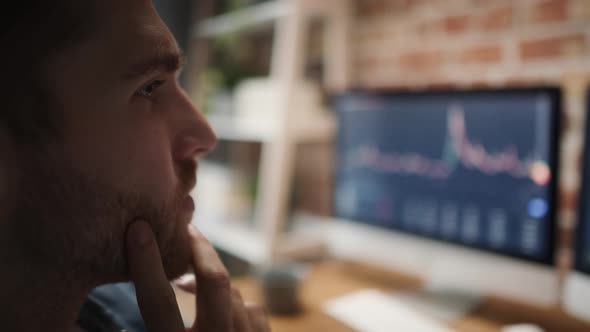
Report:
111,117,179,202
134,135,177,200
64,116,177,201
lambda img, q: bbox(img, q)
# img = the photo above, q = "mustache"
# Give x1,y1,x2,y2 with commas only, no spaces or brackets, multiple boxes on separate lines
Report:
177,159,197,196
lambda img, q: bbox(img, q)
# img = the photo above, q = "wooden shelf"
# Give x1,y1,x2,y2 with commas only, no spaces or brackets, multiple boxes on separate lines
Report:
193,216,270,265
193,213,328,265
190,0,352,265
295,113,337,143
207,115,276,142
194,1,288,38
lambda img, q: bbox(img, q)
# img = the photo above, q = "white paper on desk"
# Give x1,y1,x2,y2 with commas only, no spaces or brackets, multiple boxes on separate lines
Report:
322,289,457,332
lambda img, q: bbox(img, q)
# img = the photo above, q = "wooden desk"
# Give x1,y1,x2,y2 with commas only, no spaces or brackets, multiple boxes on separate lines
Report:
174,261,590,332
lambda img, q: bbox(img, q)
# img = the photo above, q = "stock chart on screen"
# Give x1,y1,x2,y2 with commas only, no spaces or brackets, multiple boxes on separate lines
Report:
334,89,560,263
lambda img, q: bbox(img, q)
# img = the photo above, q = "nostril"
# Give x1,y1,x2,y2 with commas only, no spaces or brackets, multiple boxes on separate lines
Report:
194,147,211,159
174,137,197,160
174,135,216,162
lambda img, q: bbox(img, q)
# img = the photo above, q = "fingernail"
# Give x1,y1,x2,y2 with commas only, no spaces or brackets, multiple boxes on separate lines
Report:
129,220,151,248
188,223,198,235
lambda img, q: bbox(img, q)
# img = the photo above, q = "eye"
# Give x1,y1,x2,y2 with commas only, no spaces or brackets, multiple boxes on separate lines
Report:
135,80,165,99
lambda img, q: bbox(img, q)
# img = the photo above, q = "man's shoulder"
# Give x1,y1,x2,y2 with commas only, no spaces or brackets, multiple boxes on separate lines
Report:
78,283,146,332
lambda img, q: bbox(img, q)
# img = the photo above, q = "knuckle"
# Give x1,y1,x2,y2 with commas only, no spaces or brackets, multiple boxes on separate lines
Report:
202,268,231,288
246,302,266,315
231,287,243,299
189,226,208,241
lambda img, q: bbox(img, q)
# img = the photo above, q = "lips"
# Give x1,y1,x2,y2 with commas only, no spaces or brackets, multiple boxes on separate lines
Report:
177,160,197,218
182,195,195,213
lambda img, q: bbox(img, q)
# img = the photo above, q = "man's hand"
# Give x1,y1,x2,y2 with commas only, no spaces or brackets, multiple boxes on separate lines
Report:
125,220,271,332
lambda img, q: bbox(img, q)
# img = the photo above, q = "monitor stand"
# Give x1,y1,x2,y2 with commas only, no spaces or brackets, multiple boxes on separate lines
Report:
390,287,482,322
389,250,490,322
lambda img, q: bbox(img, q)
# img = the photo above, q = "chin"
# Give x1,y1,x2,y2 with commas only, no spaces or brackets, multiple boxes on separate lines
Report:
104,229,190,285
159,222,193,280
162,248,191,280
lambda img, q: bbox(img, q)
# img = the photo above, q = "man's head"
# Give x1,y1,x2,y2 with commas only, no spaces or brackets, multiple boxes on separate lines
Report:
0,0,216,284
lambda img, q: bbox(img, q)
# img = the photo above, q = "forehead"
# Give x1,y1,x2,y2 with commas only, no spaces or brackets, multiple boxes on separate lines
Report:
98,0,179,65
47,0,181,115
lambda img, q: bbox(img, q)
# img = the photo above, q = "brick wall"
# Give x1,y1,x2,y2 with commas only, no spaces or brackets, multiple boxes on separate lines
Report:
352,0,590,264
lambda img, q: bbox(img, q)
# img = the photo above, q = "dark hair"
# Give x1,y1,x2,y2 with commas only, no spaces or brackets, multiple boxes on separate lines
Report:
0,2,97,144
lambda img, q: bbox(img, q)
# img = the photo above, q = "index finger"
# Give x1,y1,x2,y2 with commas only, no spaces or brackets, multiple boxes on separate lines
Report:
126,220,186,332
188,224,233,332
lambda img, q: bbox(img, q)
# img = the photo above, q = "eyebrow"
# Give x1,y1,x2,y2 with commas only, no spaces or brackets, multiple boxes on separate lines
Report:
124,51,186,80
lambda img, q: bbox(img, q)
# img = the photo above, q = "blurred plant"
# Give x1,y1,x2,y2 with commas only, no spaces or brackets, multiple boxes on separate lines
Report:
214,0,269,16
198,68,225,115
211,33,253,90
200,0,273,114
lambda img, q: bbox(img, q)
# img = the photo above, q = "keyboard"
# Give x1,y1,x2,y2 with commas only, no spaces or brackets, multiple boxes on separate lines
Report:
323,289,458,332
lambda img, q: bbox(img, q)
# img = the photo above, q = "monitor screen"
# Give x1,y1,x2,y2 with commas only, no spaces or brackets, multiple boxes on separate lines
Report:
575,91,590,275
334,89,560,264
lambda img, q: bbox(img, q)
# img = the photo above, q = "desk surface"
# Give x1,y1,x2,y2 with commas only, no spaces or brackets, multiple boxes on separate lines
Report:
174,261,590,332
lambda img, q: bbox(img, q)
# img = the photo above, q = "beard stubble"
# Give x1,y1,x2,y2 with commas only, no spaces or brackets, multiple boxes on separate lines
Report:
8,149,196,285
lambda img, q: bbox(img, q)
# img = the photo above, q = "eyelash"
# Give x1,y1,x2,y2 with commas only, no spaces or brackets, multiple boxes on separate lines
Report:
135,80,166,99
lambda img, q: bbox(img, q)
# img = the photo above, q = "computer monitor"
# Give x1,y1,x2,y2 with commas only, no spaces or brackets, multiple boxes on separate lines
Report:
328,88,561,307
564,90,590,321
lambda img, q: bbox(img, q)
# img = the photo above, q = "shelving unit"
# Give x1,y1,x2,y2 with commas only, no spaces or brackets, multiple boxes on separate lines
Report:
207,112,337,143
191,0,352,266
197,216,268,264
195,1,288,38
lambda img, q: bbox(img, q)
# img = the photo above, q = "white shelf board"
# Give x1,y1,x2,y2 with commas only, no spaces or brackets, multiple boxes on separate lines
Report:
193,216,270,265
192,213,331,265
208,115,276,142
295,114,337,142
269,212,331,260
195,1,288,38
208,114,336,143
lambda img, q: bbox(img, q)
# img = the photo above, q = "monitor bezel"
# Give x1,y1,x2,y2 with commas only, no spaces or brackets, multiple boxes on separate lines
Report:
333,87,562,267
575,89,590,275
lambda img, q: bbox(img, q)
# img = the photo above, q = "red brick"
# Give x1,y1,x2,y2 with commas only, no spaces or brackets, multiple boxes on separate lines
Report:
356,56,381,70
357,0,388,16
560,190,579,210
417,15,470,36
357,0,416,16
444,15,470,34
520,34,586,60
389,0,413,11
558,228,574,249
480,7,513,31
399,50,444,69
397,0,427,11
470,81,497,89
528,0,569,24
417,19,441,36
459,45,503,64
356,28,385,42
570,0,590,20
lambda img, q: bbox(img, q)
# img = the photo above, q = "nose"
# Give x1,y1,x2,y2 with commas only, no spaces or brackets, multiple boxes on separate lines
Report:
172,90,217,161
